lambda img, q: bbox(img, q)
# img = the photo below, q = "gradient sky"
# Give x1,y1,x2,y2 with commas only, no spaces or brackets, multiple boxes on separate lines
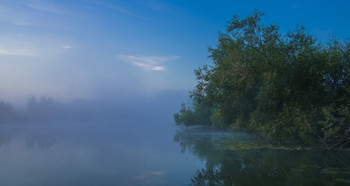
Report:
0,0,349,105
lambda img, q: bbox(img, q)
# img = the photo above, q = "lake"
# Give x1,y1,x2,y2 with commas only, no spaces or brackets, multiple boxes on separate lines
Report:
0,118,349,185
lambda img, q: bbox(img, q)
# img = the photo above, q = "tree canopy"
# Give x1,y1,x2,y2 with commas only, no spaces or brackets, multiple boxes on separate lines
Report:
174,10,350,148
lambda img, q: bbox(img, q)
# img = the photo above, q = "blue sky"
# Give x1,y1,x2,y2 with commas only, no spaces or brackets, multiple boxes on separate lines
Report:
0,0,349,105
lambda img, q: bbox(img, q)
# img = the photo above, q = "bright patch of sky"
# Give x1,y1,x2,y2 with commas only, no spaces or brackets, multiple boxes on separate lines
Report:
0,0,349,105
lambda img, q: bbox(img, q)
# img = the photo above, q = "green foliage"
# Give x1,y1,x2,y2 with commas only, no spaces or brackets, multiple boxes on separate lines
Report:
175,9,350,146
210,108,225,128
174,103,212,126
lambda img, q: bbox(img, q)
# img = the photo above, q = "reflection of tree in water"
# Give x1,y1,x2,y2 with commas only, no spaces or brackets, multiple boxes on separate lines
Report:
0,131,57,149
174,126,230,168
174,126,350,185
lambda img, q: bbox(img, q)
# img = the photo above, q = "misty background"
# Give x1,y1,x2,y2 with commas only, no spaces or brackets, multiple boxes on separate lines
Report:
0,1,349,185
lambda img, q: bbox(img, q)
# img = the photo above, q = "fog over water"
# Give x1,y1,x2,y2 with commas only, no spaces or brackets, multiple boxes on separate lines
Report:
0,91,204,186
1,91,350,186
1,0,349,185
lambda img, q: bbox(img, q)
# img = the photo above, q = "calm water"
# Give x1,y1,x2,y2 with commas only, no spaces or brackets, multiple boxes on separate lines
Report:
175,126,350,186
0,120,350,185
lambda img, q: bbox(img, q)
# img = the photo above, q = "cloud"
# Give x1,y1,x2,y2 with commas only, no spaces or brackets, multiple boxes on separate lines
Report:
86,0,148,20
116,55,179,71
0,48,37,56
151,66,165,71
0,4,34,27
27,3,67,15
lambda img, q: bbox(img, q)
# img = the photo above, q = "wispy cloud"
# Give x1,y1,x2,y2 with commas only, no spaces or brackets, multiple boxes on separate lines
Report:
86,0,148,20
0,4,34,26
0,48,37,56
117,55,179,71
0,1,72,27
27,3,67,15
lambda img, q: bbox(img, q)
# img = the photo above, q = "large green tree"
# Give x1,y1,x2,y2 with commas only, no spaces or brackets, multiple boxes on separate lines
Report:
175,10,350,147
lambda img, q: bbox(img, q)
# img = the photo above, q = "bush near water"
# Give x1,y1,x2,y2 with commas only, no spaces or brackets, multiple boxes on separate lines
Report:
174,10,350,149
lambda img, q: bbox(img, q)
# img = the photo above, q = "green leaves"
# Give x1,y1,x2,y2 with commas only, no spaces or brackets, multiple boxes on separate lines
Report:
175,10,350,147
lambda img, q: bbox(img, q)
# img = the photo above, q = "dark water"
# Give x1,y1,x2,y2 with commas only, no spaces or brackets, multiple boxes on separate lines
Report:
1,121,350,185
175,126,350,186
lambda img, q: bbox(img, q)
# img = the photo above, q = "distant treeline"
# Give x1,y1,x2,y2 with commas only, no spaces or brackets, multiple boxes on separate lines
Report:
174,10,350,149
0,90,185,124
0,97,93,123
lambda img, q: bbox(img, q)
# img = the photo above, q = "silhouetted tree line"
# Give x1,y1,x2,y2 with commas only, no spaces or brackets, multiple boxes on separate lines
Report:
0,97,93,123
174,10,350,150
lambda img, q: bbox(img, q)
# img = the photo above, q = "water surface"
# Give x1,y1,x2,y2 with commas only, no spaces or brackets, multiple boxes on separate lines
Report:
175,126,350,185
1,121,350,185
0,120,202,186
